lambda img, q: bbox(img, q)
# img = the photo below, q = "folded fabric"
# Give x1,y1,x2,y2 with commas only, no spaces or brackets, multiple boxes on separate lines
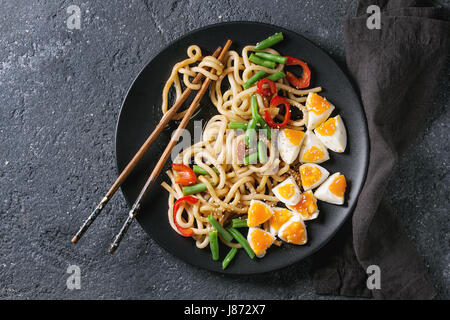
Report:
313,0,449,299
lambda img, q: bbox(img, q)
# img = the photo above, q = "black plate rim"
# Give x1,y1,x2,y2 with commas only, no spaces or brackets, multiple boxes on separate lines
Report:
114,21,370,275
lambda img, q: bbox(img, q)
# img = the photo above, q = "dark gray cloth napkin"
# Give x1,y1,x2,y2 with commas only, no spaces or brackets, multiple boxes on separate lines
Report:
312,0,449,299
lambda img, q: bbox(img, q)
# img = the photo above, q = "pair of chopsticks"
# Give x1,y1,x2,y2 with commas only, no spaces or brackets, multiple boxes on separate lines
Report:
72,39,232,253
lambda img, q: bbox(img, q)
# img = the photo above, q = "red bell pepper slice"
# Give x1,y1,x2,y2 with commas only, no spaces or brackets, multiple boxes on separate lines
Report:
256,78,277,97
264,95,291,129
285,56,311,89
171,163,197,186
173,196,198,237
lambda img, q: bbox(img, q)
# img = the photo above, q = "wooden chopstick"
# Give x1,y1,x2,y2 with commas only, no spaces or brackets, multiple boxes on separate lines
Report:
108,39,233,254
71,46,223,244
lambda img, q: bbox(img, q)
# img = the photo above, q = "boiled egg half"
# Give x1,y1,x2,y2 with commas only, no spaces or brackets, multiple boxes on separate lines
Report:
314,172,347,205
247,200,274,227
277,215,308,245
306,92,335,130
278,128,305,164
299,131,330,164
287,190,319,221
299,163,330,191
314,115,347,153
247,227,275,258
272,176,302,206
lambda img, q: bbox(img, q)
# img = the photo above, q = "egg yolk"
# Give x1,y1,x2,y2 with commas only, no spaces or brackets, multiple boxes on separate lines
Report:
281,222,306,245
270,209,293,232
315,117,337,136
302,146,324,162
300,166,322,187
329,175,346,198
290,192,317,219
308,93,331,115
284,129,305,146
249,229,274,256
248,202,273,227
278,184,295,200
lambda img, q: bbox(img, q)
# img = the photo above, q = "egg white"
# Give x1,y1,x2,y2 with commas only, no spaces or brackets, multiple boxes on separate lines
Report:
277,129,305,165
314,115,347,153
306,92,335,130
247,227,275,258
272,176,302,206
314,172,346,205
277,215,308,245
299,163,330,191
287,190,320,221
299,131,330,164
247,199,274,227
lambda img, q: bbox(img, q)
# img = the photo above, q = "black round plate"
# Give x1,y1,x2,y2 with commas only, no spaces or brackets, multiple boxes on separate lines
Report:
115,22,369,274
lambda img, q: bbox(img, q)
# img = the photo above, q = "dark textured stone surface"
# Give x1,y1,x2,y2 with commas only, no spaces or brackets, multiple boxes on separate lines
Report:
0,0,448,299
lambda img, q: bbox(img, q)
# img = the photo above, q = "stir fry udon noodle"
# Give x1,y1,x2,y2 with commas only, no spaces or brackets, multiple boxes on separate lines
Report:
161,42,322,250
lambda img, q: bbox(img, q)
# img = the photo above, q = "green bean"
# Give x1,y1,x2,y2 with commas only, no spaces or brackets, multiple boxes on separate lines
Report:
251,95,271,140
243,153,258,166
249,54,276,69
227,227,255,259
245,118,257,147
257,141,268,164
222,247,238,270
192,165,219,176
266,71,286,82
209,230,219,261
243,70,267,90
208,215,234,243
182,181,216,196
231,218,248,228
228,122,248,130
254,32,284,50
251,95,264,123
254,52,287,64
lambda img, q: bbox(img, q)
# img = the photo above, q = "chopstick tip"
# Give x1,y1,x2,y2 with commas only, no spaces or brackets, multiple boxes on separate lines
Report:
108,245,116,254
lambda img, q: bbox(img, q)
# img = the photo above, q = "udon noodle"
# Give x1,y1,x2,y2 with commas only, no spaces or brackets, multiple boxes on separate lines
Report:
161,44,322,249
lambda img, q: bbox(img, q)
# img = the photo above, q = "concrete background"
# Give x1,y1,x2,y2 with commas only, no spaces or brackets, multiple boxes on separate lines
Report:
0,0,448,299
